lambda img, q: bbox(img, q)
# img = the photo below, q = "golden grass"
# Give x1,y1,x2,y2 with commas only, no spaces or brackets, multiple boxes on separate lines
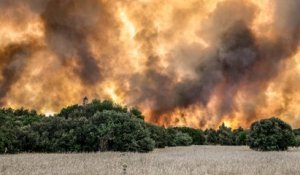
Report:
1,146,300,175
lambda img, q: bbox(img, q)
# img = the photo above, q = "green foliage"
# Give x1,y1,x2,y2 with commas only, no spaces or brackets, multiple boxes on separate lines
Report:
204,128,219,144
0,108,42,153
146,123,167,148
173,132,193,146
248,117,295,151
293,129,300,136
93,111,154,152
0,130,5,153
0,101,298,154
293,129,300,147
233,127,248,145
166,128,193,146
292,135,300,147
130,107,145,120
0,100,154,153
174,127,205,145
217,123,234,145
58,99,127,119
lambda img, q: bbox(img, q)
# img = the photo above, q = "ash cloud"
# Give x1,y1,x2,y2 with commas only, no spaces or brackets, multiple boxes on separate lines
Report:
129,0,300,125
1,0,300,128
41,0,117,84
0,42,39,105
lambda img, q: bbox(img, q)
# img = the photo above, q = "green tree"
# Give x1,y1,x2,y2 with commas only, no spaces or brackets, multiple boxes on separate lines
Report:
130,107,144,120
204,128,219,144
174,127,205,145
218,123,234,145
248,117,295,151
166,128,193,146
173,132,193,146
293,135,300,147
146,123,167,148
92,111,155,152
233,127,248,145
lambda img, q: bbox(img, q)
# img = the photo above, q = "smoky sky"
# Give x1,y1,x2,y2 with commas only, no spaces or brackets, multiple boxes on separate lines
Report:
0,42,39,104
41,0,105,85
1,0,300,127
128,0,300,125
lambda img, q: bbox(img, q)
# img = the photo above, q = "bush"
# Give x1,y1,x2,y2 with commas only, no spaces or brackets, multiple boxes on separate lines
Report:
248,117,295,151
166,128,192,146
146,124,167,148
0,100,155,153
96,111,155,152
293,135,300,147
218,123,234,145
174,127,205,145
173,132,193,146
204,128,219,144
0,130,5,153
294,129,300,135
233,127,248,145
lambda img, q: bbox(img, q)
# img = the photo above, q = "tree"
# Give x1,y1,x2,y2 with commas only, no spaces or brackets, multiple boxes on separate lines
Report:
173,132,193,146
166,128,193,146
248,117,295,151
233,127,248,145
204,128,219,144
217,123,234,145
174,127,205,145
130,107,144,120
146,123,167,148
92,111,155,152
293,135,300,147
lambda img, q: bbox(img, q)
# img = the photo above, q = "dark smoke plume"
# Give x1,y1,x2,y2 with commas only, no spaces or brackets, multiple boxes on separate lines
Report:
128,0,300,125
1,0,300,128
0,42,39,104
41,0,115,84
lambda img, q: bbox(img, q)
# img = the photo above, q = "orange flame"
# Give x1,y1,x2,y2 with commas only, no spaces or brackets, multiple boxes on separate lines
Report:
1,0,300,129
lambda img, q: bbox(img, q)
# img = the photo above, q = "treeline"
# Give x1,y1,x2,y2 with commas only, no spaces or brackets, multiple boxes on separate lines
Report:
0,99,299,153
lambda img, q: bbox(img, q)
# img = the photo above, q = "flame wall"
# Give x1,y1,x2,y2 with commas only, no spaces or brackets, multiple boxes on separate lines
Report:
1,0,300,128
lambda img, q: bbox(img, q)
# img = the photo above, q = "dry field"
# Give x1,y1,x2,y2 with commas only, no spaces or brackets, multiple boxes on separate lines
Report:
1,146,300,175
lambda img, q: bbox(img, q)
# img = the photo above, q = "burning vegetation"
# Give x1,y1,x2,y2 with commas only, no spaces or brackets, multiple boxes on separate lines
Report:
1,0,300,128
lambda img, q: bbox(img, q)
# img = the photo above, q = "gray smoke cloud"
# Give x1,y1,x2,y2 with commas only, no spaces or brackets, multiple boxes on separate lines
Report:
41,0,109,84
128,0,300,125
1,0,300,127
0,42,39,104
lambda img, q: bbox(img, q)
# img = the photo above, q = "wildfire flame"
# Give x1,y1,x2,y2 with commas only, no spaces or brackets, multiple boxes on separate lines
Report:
1,0,300,129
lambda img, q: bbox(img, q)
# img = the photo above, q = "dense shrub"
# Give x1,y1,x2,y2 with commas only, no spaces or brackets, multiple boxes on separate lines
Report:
93,111,155,152
146,124,167,148
166,128,193,146
1,100,299,154
204,128,219,144
0,100,155,153
218,123,234,145
0,108,42,153
294,129,300,136
248,117,295,151
233,127,248,145
0,130,5,153
293,135,300,147
174,127,205,145
173,132,193,146
293,129,300,147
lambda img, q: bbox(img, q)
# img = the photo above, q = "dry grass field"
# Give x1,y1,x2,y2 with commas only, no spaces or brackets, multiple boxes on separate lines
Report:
1,146,300,175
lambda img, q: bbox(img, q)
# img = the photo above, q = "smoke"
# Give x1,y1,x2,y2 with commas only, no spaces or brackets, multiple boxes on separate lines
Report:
0,41,40,104
41,0,116,84
1,0,300,128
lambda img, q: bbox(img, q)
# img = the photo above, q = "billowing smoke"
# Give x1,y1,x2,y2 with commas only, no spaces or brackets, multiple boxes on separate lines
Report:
41,0,116,84
1,0,300,128
0,41,40,103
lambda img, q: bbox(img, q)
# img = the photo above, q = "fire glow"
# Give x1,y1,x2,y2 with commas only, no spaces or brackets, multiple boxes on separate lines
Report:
1,0,300,129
